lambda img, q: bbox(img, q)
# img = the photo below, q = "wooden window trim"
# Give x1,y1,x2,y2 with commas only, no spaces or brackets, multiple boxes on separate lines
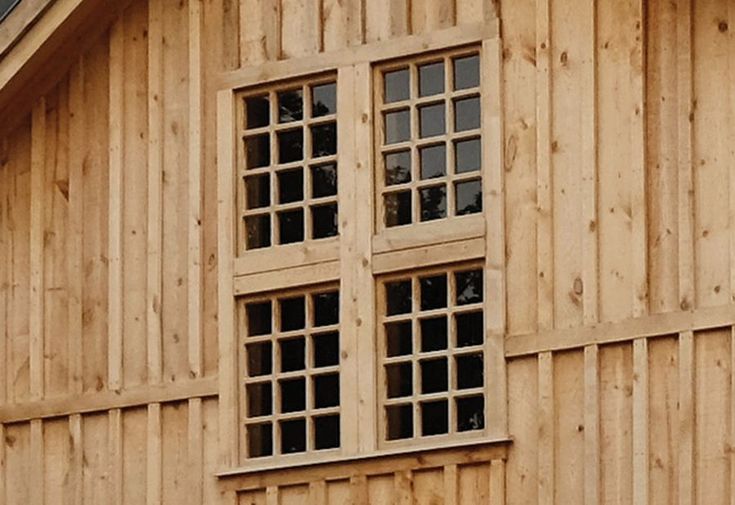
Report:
217,23,506,474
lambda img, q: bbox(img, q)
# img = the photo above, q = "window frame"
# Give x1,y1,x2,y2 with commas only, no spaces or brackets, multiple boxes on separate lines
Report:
217,20,505,473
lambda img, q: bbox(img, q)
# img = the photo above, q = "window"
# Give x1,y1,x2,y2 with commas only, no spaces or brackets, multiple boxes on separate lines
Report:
376,50,483,229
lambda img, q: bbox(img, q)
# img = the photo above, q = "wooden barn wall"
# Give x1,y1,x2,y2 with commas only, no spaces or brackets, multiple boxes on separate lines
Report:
0,0,734,504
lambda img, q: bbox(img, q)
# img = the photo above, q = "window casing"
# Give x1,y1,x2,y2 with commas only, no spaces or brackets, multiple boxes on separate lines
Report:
217,23,505,471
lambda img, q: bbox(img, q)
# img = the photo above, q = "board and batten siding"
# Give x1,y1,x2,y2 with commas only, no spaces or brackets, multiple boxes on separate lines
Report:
0,0,734,504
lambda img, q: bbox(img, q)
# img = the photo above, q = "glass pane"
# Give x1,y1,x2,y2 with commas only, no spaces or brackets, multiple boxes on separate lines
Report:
455,138,481,173
385,191,412,227
246,95,270,129
420,185,447,222
421,400,448,436
246,134,270,169
419,103,445,138
246,382,272,417
385,110,411,144
456,179,482,215
279,296,305,331
314,415,340,449
277,169,303,204
246,214,271,249
313,291,339,326
247,423,273,457
279,337,305,372
419,61,445,97
420,358,448,393
386,321,412,357
386,404,413,440
280,419,306,454
278,88,303,123
314,373,340,408
456,354,484,389
278,129,304,163
278,209,304,244
313,332,339,367
420,144,446,180
385,150,411,186
454,97,481,131
456,270,483,305
312,82,337,117
456,312,483,347
246,342,272,376
312,123,337,158
385,68,410,103
311,163,337,198
386,280,412,315
246,174,270,209
453,54,480,90
386,362,413,398
280,378,306,413
420,317,448,352
247,301,272,336
420,274,447,311
311,204,338,239
457,396,484,431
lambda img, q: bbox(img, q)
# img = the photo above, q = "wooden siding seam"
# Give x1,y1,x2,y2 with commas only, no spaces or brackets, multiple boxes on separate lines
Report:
584,345,599,505
29,97,45,401
678,330,694,505
108,408,123,505
29,419,43,505
188,398,204,505
633,338,649,505
69,414,83,505
146,403,162,505
538,351,554,505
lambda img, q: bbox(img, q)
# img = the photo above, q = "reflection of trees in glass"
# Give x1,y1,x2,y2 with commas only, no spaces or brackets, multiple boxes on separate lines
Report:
278,90,303,122
313,101,330,117
421,186,446,221
456,270,482,304
312,123,337,158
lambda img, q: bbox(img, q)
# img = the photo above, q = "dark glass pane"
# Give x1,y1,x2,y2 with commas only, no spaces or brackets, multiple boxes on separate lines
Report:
420,185,446,221
313,332,339,367
420,358,448,394
419,103,445,138
246,95,270,129
313,291,339,326
456,354,484,389
385,191,412,227
457,396,484,431
278,129,304,163
311,163,337,198
456,312,483,347
453,55,480,90
419,61,445,97
246,342,272,376
385,151,411,186
455,180,482,215
280,378,306,413
386,405,413,440
247,423,273,457
312,123,337,158
314,373,340,408
421,400,448,436
278,209,304,244
279,296,305,331
455,138,481,173
280,419,306,454
456,270,483,305
420,144,446,180
386,280,412,315
246,382,272,417
312,83,337,117
278,89,303,123
386,363,412,398
420,274,447,311
311,204,338,239
386,321,412,357
420,317,448,352
279,338,305,372
246,134,270,169
247,301,272,336
246,174,270,209
385,68,410,103
385,110,410,144
455,97,481,132
277,169,304,204
314,415,340,449
246,214,271,249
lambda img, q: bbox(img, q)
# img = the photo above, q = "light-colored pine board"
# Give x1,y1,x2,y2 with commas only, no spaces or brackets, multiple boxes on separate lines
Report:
68,414,83,505
266,486,279,505
411,0,455,35
146,403,162,505
455,0,482,25
364,0,408,43
678,330,694,505
732,326,735,505
413,468,444,505
0,141,7,406
308,480,327,505
489,460,505,505
122,408,147,505
281,0,321,58
5,423,30,504
443,464,458,505
554,351,585,504
584,345,599,505
506,357,538,505
82,414,109,503
29,420,43,505
351,475,369,505
537,352,554,505
29,97,45,402
0,424,5,505
188,398,204,505
633,339,649,505
108,409,123,505
322,0,363,50
394,470,413,505
162,403,190,505
240,0,281,65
